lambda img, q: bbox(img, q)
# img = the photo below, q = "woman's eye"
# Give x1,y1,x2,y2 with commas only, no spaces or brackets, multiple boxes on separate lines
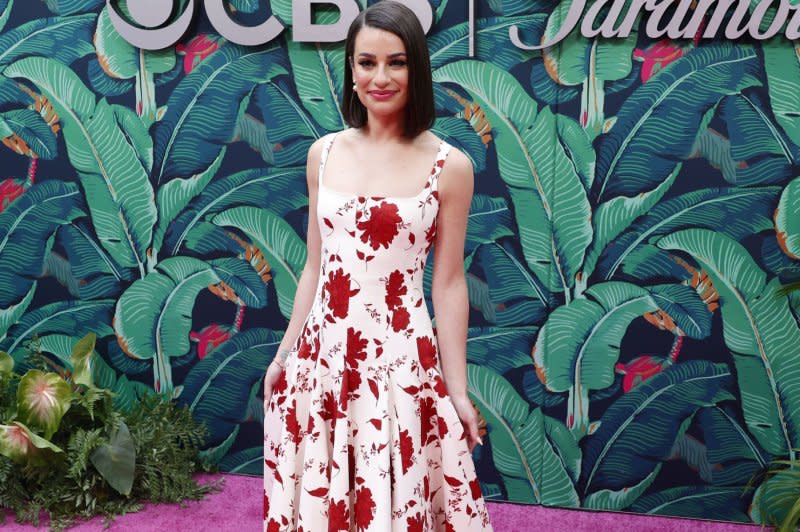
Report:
358,60,373,68
390,60,407,67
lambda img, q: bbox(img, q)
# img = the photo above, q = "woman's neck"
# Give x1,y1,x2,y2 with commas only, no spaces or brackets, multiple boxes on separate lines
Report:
359,112,407,144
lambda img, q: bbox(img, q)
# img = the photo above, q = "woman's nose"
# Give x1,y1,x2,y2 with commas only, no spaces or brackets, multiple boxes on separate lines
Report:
374,64,390,85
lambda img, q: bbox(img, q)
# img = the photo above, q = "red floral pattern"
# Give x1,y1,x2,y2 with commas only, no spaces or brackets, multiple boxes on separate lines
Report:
264,132,492,531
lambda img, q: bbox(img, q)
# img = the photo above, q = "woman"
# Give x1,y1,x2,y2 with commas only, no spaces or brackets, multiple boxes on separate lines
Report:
263,2,493,530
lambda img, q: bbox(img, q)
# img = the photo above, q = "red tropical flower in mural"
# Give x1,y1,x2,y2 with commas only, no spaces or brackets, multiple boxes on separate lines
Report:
176,34,223,74
189,323,231,359
634,40,685,82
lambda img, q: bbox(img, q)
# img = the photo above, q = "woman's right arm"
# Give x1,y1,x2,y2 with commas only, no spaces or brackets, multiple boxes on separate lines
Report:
265,136,326,385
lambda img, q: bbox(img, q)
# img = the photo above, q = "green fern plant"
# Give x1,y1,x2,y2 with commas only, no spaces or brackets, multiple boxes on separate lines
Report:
0,333,220,531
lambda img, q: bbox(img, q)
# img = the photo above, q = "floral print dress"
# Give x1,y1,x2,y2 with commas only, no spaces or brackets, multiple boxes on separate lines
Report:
263,131,493,531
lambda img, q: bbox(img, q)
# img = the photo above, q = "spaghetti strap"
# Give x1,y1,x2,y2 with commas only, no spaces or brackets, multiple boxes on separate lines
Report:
317,131,341,190
428,139,452,192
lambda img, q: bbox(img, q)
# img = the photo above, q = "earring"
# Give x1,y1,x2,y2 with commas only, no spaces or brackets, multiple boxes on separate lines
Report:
353,83,357,90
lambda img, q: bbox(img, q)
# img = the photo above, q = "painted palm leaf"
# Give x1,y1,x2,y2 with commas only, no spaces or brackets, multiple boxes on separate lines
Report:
433,60,592,296
776,176,800,260
465,195,515,254
466,326,539,374
580,360,734,495
0,181,82,309
646,284,713,340
114,256,222,394
56,221,133,300
631,486,751,522
256,78,324,168
534,281,659,435
762,38,800,149
163,166,306,256
153,43,285,184
467,363,580,506
428,16,543,70
717,93,798,186
0,108,58,159
658,228,800,458
208,257,268,308
4,57,157,273
0,15,94,67
211,206,307,320
695,404,769,486
0,0,12,33
179,328,281,447
473,242,549,326
583,166,679,281
0,299,115,361
150,150,225,259
597,187,779,281
42,0,102,14
286,40,345,133
94,6,177,124
594,43,761,202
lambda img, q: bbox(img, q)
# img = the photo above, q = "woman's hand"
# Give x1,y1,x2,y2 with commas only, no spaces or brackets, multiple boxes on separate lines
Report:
263,360,285,408
450,393,483,452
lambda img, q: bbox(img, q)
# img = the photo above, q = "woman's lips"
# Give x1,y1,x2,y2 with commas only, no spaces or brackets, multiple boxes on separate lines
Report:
368,90,397,100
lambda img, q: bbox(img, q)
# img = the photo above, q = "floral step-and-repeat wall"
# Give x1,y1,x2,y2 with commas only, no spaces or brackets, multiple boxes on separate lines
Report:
1,0,799,525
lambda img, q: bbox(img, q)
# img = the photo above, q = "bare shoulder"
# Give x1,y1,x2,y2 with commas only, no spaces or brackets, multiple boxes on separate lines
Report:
438,142,474,198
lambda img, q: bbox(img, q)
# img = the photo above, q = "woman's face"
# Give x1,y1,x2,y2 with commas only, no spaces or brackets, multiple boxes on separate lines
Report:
351,26,409,121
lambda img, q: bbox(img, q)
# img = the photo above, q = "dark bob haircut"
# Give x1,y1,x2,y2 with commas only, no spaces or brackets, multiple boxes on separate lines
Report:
341,1,435,139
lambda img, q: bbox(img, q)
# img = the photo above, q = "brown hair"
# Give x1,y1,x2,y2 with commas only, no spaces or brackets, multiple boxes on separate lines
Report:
341,1,435,139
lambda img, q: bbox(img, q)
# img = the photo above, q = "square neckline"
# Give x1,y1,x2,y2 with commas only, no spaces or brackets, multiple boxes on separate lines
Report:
318,131,448,201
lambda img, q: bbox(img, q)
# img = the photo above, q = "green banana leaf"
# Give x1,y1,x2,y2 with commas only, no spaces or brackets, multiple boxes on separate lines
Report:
762,37,800,149
4,56,157,273
473,243,549,326
597,187,779,281
42,0,102,15
534,281,659,434
647,284,713,340
0,181,82,315
695,404,769,486
0,300,115,360
434,60,592,296
163,166,306,257
467,363,580,506
429,16,543,70
0,0,12,33
56,221,133,300
717,93,798,187
211,206,307,320
0,14,94,67
113,257,222,393
179,328,281,447
658,228,800,458
594,43,761,202
776,176,800,260
0,108,58,159
466,326,539,374
153,43,285,184
631,486,751,522
580,360,734,496
286,40,345,133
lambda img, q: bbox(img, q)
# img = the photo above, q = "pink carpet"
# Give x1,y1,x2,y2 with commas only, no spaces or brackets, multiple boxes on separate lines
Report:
2,473,765,531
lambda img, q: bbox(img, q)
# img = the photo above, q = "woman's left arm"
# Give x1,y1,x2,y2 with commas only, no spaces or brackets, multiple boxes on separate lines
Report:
430,148,474,401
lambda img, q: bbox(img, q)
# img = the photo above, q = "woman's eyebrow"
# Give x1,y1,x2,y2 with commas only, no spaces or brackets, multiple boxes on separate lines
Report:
357,52,407,58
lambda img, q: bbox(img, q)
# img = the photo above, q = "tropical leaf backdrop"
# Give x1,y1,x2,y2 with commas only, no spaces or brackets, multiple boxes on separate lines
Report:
0,0,798,524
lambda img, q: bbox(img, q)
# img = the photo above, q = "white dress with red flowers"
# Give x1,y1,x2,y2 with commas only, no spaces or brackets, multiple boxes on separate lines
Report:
263,131,493,532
